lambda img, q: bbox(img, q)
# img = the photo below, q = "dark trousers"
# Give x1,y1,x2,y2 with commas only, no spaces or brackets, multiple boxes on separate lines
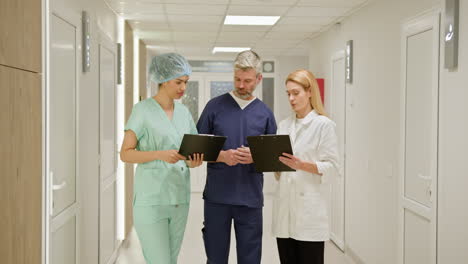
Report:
276,238,325,264
202,200,263,264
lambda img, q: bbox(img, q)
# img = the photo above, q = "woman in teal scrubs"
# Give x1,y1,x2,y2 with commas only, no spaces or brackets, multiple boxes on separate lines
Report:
120,53,203,264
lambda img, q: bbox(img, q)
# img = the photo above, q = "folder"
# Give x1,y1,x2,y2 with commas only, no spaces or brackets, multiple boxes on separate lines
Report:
247,135,295,172
179,134,227,162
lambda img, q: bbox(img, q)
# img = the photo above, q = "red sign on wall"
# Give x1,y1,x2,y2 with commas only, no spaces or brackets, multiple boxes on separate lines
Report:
316,78,325,105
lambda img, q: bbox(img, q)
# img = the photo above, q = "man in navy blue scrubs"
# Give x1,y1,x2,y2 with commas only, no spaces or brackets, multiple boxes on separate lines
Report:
197,50,277,264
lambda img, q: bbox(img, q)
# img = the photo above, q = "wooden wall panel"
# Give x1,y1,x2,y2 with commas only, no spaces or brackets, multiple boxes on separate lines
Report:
124,21,134,238
0,65,42,264
0,0,41,72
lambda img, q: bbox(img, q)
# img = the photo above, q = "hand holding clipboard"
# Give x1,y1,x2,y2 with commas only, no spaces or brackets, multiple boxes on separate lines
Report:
247,135,295,172
179,134,227,162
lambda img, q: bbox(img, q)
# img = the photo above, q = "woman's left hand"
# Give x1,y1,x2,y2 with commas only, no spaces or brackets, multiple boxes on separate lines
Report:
279,153,304,171
187,153,204,168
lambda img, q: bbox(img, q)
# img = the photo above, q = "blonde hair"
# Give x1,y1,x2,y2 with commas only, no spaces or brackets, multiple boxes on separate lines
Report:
285,69,328,117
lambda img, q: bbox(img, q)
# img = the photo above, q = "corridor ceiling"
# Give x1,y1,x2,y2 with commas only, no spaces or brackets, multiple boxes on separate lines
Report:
105,0,369,57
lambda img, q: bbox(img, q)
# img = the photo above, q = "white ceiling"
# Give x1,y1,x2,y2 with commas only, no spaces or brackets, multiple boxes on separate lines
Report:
105,0,369,58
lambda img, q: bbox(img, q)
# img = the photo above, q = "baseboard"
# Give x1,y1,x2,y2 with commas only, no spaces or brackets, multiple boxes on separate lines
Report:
345,245,366,264
108,240,123,264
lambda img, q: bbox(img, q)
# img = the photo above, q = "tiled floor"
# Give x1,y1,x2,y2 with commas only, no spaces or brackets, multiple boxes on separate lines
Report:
115,193,350,264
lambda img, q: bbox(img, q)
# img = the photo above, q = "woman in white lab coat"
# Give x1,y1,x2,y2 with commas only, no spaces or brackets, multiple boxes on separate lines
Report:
272,69,340,264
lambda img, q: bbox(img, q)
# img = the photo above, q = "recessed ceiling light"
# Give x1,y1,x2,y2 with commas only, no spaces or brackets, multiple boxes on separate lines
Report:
224,15,280,26
212,47,251,54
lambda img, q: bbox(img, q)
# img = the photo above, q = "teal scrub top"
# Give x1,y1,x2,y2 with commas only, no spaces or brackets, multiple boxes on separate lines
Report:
125,98,198,206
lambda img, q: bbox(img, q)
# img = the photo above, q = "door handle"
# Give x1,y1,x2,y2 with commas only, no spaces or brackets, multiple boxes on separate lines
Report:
418,174,433,202
52,181,67,191
50,171,67,216
417,173,431,181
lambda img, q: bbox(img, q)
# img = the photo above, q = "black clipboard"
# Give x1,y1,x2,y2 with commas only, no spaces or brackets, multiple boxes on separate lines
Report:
247,135,295,172
179,134,227,162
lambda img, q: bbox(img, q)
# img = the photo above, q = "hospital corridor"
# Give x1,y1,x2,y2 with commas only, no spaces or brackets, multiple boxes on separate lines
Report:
1,0,467,264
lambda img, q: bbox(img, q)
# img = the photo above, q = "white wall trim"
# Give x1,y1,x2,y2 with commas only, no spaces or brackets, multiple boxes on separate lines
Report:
42,0,49,263
329,50,345,117
345,245,365,264
105,240,122,264
329,49,346,252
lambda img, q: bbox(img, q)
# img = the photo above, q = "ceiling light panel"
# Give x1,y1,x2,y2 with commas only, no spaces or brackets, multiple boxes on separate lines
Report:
212,47,251,53
222,25,273,32
164,0,229,4
230,0,297,6
224,15,280,25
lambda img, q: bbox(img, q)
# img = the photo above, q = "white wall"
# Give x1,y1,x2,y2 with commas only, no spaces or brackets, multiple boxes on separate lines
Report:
438,1,468,263
49,0,118,263
274,56,309,123
307,0,439,263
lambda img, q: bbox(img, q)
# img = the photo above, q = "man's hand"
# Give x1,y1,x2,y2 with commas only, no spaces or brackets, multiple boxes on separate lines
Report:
218,149,239,166
235,146,253,164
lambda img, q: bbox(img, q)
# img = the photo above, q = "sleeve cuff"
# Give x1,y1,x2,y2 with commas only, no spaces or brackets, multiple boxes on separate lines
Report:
316,161,328,184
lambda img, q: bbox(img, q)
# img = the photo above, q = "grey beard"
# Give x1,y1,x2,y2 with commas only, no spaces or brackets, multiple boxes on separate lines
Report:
233,89,253,100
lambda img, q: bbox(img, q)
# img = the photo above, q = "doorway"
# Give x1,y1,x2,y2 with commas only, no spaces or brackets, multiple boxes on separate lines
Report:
399,11,440,264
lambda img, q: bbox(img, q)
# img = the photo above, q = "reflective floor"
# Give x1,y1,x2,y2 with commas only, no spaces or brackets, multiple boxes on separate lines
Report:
115,193,350,264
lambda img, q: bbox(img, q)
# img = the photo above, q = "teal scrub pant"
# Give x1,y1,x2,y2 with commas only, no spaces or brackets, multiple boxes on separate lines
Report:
133,204,189,264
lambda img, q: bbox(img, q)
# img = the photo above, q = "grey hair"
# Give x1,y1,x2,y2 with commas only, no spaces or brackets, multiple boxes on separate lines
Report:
234,50,262,75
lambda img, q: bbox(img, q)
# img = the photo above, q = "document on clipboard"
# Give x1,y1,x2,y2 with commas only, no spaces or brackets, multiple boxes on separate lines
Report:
179,134,227,162
247,135,295,172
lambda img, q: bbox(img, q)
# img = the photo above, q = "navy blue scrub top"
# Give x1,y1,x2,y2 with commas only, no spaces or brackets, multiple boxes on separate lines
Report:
197,93,277,208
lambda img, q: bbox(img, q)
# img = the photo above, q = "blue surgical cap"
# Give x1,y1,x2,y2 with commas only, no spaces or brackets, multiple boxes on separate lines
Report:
149,53,192,84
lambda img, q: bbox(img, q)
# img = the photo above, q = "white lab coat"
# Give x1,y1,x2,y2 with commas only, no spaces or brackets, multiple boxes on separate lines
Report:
272,110,340,241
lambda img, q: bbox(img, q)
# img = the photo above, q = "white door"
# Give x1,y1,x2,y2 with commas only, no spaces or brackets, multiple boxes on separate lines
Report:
48,13,80,264
328,51,346,251
399,12,440,264
99,43,118,264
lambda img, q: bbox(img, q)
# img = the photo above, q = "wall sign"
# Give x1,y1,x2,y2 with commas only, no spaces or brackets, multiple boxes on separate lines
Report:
444,0,459,69
82,11,91,72
117,43,122,84
346,40,353,83
263,61,275,73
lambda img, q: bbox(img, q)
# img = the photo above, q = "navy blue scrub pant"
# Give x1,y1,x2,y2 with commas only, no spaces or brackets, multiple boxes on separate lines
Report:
202,200,263,264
